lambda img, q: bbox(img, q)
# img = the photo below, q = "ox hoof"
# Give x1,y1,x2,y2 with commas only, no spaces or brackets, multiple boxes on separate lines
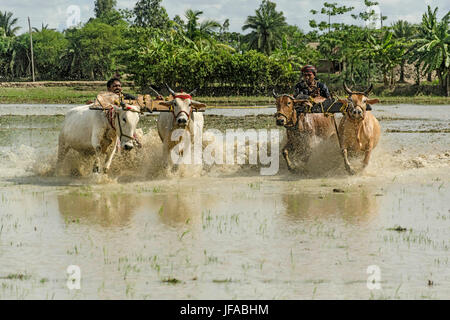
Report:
287,166,299,173
346,167,356,175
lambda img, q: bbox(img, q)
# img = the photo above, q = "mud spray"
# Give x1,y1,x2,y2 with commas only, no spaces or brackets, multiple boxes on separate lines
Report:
1,127,446,184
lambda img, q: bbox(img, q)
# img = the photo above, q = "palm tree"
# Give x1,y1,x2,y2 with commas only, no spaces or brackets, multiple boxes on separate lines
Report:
391,20,417,82
0,11,21,36
184,9,220,40
409,6,450,95
199,19,221,37
32,23,53,32
242,0,287,55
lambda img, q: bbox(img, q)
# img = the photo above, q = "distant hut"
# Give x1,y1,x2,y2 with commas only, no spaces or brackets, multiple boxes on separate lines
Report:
307,42,343,74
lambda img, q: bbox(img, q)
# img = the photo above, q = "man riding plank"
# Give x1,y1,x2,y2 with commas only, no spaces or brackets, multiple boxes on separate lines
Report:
294,65,331,99
293,64,372,113
107,77,137,103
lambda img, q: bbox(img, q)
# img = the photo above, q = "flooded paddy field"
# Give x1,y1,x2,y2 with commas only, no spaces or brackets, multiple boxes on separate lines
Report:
0,103,449,299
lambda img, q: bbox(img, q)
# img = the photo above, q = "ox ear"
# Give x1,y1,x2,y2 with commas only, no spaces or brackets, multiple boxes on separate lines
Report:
159,101,173,107
366,98,379,105
191,100,206,109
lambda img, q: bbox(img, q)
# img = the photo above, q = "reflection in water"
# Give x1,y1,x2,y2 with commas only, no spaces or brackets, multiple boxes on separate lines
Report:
282,189,379,223
57,192,140,227
141,191,217,228
159,194,200,226
1,105,449,299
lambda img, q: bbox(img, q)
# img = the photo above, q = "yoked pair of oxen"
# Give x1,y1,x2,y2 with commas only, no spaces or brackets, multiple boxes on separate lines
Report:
57,84,205,175
57,83,380,176
274,83,380,174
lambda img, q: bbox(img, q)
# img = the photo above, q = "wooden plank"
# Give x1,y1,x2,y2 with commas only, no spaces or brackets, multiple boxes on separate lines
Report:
295,98,347,114
151,99,171,112
94,92,120,109
91,93,206,113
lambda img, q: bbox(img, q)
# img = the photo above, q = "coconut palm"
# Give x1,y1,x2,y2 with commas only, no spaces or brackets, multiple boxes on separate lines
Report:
0,11,21,37
409,6,450,95
32,23,54,32
242,0,287,55
184,9,221,40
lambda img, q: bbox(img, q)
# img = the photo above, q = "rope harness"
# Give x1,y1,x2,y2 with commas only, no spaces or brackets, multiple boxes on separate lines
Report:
91,97,142,147
275,95,299,130
170,94,193,122
342,96,366,122
314,98,347,118
342,96,366,149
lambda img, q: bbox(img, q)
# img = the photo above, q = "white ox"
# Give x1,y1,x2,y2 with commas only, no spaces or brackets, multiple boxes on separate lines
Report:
157,85,206,168
57,95,141,175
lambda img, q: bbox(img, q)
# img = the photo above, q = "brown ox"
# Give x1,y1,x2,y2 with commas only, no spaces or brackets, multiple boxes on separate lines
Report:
337,83,381,175
273,91,336,172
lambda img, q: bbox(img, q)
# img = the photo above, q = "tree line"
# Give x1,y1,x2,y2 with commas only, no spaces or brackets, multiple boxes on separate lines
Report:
0,0,448,96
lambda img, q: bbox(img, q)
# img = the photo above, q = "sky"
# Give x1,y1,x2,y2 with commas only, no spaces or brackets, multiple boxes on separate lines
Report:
2,0,449,34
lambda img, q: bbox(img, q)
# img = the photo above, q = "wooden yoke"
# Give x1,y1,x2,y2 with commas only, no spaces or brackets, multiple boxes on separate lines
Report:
122,94,171,113
93,92,120,109
162,94,207,112
294,96,347,114
293,95,326,107
125,95,207,113
90,92,206,113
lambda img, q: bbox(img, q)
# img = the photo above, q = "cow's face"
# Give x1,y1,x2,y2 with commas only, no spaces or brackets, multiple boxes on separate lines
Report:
172,97,192,127
160,93,205,127
117,107,140,150
347,94,379,120
343,83,378,121
275,95,296,127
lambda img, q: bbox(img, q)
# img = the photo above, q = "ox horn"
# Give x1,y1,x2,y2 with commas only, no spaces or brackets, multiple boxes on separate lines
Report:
148,85,163,97
165,83,176,97
343,82,353,95
272,89,279,99
364,84,373,96
189,88,198,96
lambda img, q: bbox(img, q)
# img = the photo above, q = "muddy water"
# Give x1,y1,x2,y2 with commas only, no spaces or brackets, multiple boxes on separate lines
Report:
0,104,449,299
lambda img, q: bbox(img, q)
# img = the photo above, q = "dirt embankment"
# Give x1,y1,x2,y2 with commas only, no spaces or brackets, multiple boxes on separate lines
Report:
0,81,134,89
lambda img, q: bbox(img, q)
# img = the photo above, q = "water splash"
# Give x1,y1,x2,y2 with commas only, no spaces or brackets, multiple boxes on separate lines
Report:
1,128,448,184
